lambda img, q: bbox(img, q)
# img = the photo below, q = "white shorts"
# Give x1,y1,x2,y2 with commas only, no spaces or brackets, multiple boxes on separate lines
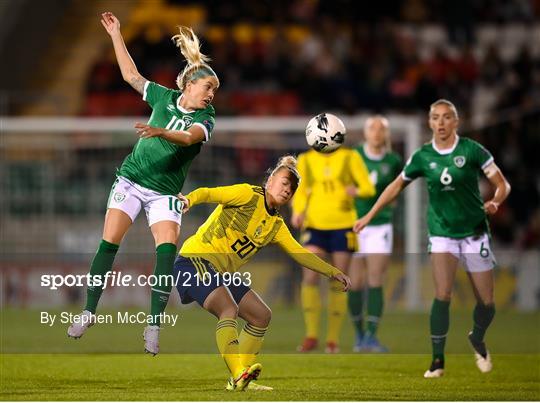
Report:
428,233,496,273
354,224,393,256
107,176,183,226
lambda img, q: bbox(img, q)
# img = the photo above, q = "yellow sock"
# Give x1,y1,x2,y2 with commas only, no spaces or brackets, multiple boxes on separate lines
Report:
215,318,243,377
301,284,321,339
326,280,347,344
239,323,268,367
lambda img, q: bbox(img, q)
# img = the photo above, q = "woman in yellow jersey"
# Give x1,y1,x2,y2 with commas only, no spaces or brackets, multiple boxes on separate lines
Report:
291,144,375,353
175,155,351,391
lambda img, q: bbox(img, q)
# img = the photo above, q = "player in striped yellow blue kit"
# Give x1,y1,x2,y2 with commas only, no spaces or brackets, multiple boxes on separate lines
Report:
354,99,511,377
175,155,351,391
67,12,219,356
291,146,375,353
349,116,402,353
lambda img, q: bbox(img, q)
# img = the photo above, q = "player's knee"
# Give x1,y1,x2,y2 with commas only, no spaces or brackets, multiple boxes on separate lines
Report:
102,234,124,245
260,306,272,327
479,295,494,305
247,306,271,328
435,291,452,301
302,272,319,286
220,302,239,319
154,231,179,246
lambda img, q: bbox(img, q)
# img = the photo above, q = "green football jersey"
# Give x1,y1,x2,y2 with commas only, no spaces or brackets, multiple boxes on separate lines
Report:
402,136,494,238
117,81,216,195
354,145,402,225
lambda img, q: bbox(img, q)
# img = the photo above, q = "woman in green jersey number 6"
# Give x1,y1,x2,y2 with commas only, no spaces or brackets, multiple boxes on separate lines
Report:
67,12,219,356
348,115,402,353
354,99,511,378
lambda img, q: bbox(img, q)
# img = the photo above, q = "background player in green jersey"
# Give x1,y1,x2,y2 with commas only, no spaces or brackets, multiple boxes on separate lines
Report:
354,99,511,378
348,116,402,353
67,12,220,356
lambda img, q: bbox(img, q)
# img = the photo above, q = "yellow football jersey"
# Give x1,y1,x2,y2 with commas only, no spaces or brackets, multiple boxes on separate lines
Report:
292,147,375,230
180,184,342,277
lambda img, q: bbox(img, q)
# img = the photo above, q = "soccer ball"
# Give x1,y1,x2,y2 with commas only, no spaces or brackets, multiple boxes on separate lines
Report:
305,113,346,153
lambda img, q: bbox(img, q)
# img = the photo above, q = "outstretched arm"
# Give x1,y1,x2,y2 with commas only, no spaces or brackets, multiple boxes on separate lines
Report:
134,122,206,146
183,184,254,210
274,226,351,291
101,12,147,94
353,174,408,232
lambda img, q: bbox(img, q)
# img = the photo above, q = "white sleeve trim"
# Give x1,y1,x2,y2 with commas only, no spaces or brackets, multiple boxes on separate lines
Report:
481,156,494,170
142,81,151,101
193,122,209,142
401,171,412,182
482,161,499,178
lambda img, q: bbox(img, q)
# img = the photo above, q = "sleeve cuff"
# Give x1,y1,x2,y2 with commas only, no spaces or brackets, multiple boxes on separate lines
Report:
401,171,412,181
193,122,209,142
481,156,494,170
142,81,151,101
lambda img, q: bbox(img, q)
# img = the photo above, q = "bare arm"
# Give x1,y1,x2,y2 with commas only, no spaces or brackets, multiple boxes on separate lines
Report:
134,123,206,146
353,174,408,232
483,164,511,215
101,12,147,94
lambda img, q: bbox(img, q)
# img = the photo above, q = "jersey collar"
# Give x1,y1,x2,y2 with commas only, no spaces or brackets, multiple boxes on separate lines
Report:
262,188,278,216
432,134,459,155
176,94,195,114
363,143,386,161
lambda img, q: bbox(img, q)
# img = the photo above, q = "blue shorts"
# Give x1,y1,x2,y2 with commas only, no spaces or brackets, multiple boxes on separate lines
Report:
301,228,356,253
173,255,251,306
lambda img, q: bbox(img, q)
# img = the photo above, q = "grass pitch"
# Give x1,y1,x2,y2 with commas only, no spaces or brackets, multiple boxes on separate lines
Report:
1,307,539,400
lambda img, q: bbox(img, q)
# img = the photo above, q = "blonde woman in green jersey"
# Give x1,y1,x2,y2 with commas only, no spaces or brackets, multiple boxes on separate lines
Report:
348,116,402,353
67,12,220,356
354,100,511,378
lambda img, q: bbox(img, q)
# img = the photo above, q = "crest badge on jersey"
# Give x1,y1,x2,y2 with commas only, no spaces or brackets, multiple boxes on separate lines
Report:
183,116,194,127
113,192,125,203
254,225,263,238
454,156,466,168
429,162,437,169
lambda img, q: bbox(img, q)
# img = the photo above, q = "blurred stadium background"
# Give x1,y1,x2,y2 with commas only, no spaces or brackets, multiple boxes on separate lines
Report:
1,0,539,325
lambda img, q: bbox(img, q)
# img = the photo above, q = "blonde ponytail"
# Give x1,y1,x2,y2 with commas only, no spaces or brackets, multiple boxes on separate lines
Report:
172,26,219,91
172,26,210,65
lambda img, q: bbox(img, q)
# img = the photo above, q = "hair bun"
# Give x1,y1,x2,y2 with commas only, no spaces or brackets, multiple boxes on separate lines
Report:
277,155,297,169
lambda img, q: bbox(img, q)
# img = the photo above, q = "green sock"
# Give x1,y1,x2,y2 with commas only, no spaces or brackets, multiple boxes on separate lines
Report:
348,290,364,338
430,298,450,362
150,243,177,326
85,239,119,314
470,303,495,343
366,286,384,337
